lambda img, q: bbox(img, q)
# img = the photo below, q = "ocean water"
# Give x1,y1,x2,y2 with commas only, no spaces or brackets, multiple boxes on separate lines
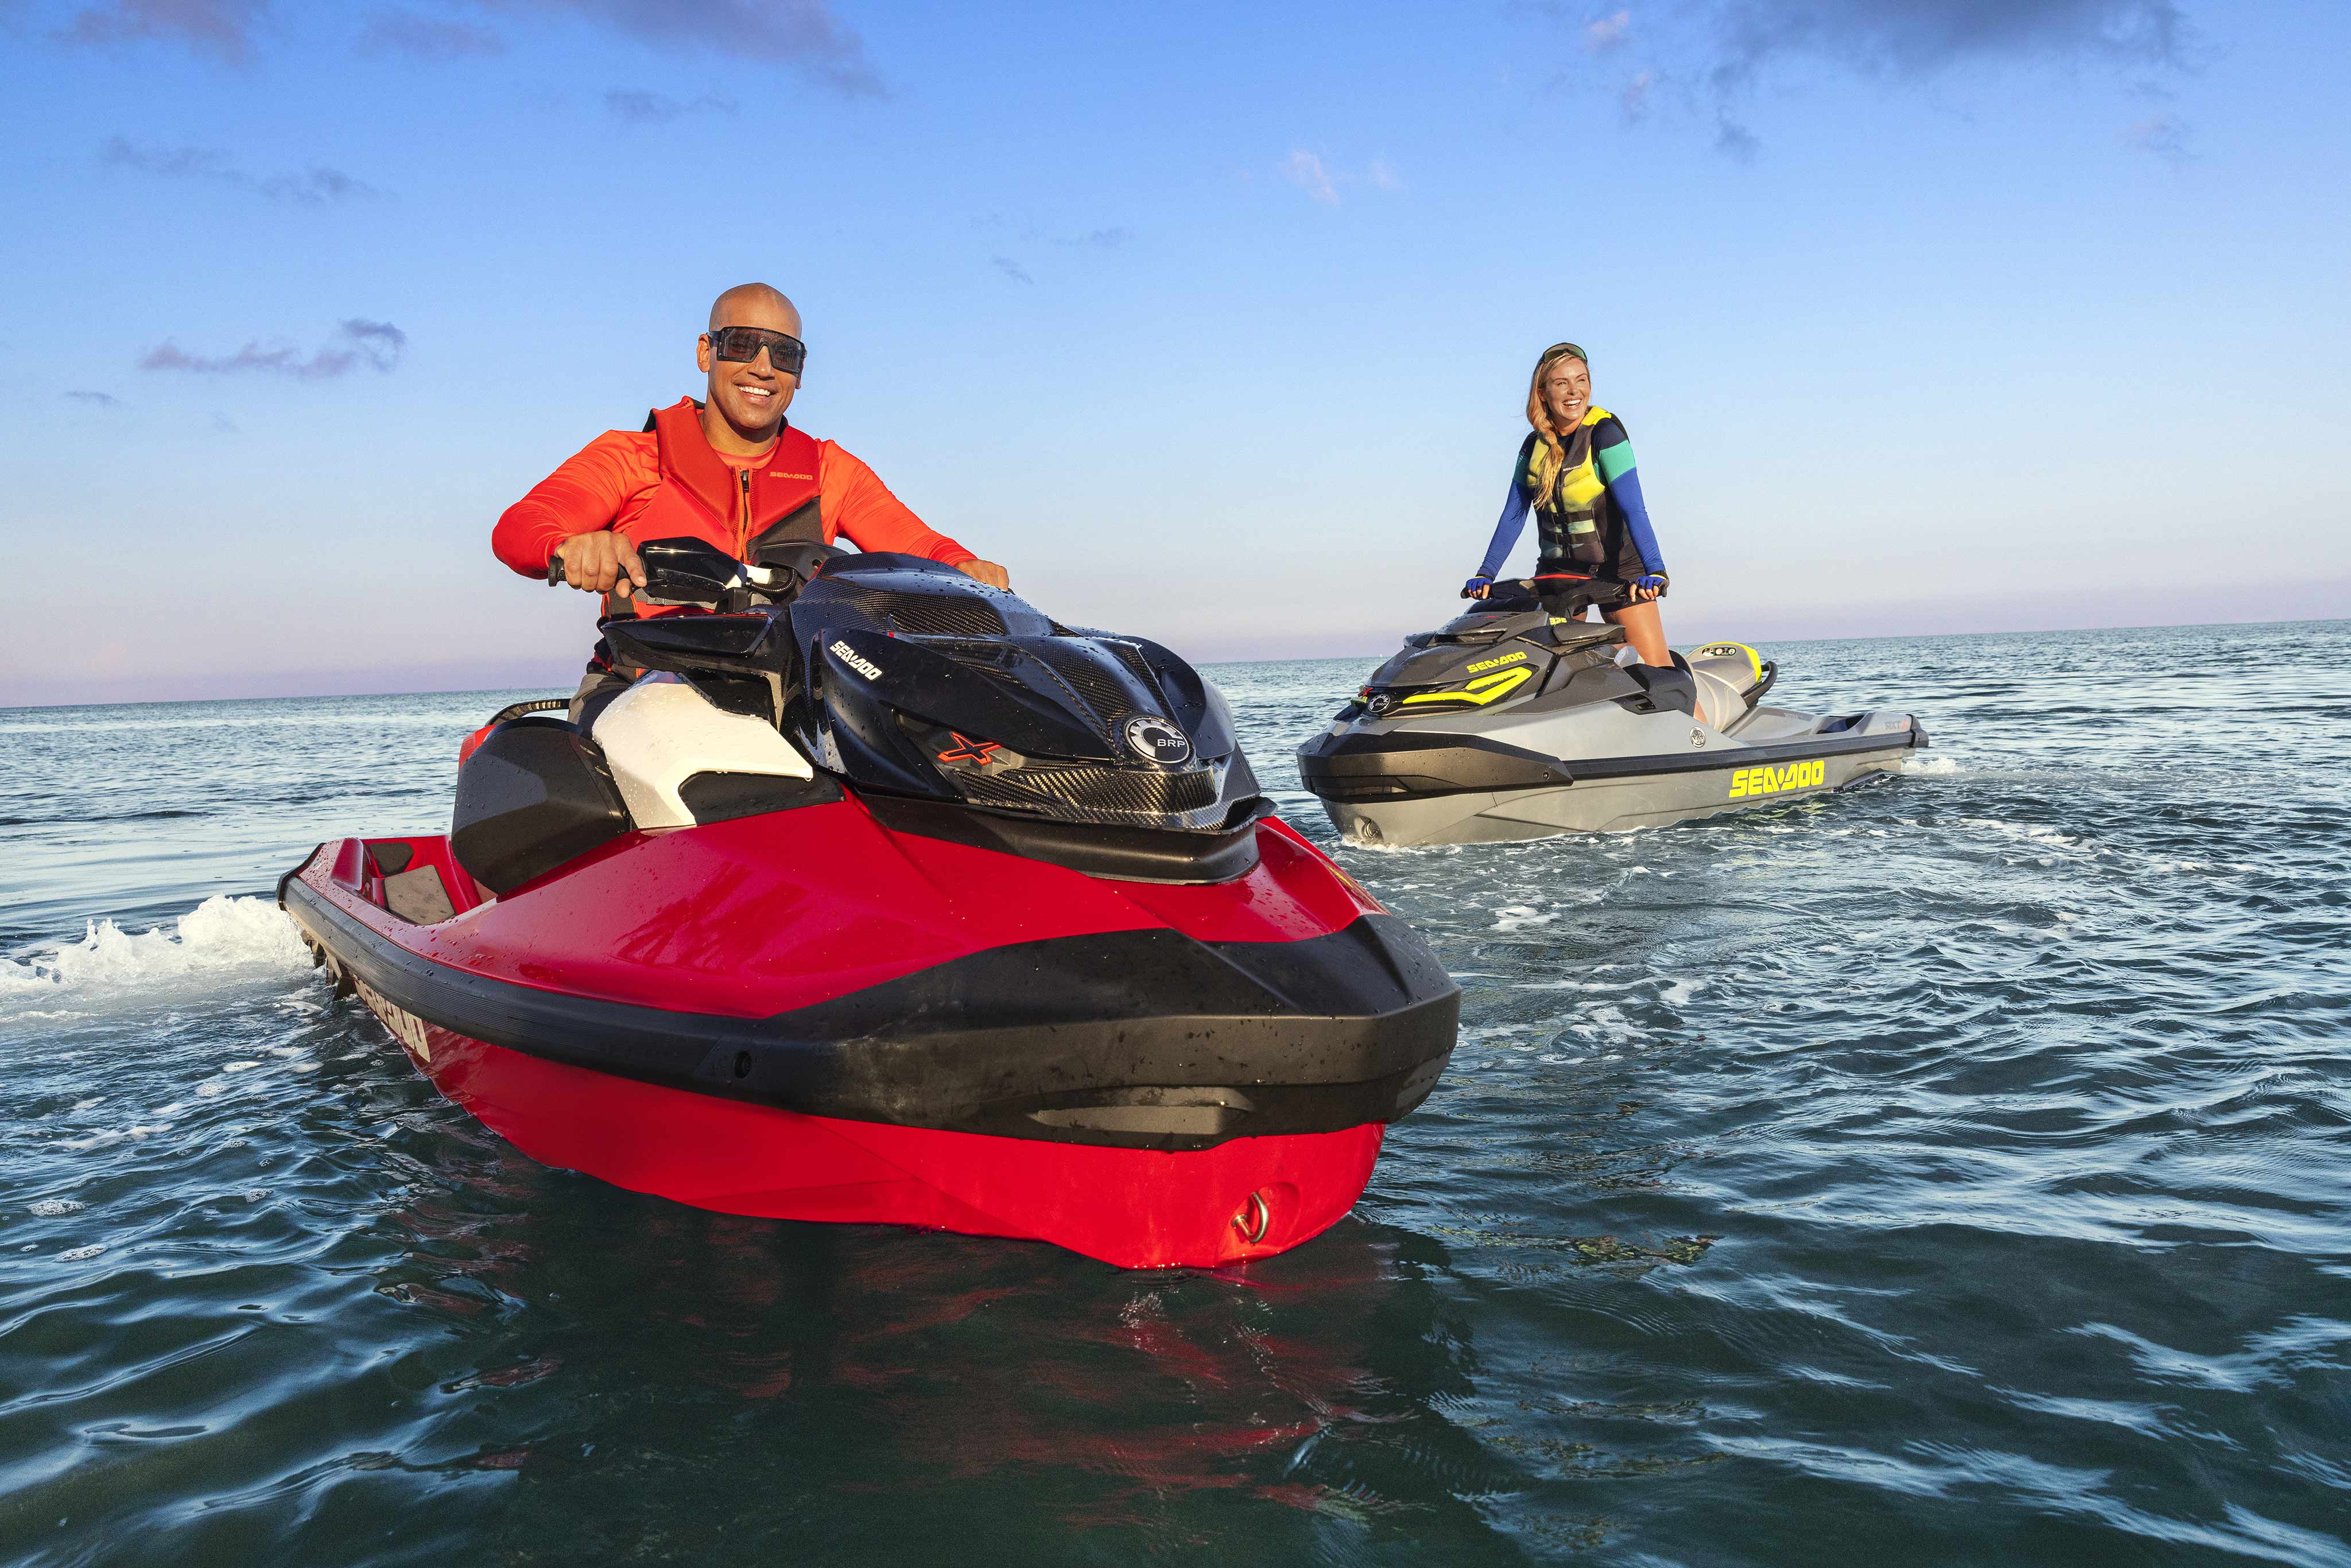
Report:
2,619,2346,1566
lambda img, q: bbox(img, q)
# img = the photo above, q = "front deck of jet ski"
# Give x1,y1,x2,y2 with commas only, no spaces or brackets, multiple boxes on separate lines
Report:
280,807,1456,1154
281,807,1454,1268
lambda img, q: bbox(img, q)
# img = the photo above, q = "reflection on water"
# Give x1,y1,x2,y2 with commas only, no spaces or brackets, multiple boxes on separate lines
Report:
4,620,2349,1563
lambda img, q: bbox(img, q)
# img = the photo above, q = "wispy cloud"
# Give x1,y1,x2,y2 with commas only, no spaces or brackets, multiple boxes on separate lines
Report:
100,137,379,205
2123,111,2193,165
141,319,409,379
51,0,270,64
1279,149,1340,206
976,215,1137,251
64,389,124,408
48,0,880,94
604,88,736,122
493,0,882,96
356,10,506,60
1697,0,2191,86
1278,149,1404,206
1577,0,2196,158
990,255,1035,285
1622,67,1655,119
1713,116,1759,162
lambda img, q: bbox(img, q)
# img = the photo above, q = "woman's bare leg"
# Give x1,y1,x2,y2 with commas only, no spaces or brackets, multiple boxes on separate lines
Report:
1603,600,1671,665
1603,600,1705,724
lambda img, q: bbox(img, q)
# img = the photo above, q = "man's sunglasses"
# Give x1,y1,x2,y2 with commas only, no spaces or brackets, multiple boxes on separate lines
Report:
708,326,806,377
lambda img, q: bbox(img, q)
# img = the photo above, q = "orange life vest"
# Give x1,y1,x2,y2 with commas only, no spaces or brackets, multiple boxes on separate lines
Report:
606,399,827,619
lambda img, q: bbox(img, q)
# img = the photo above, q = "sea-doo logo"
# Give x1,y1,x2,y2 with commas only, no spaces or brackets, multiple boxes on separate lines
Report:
1466,650,1528,674
1367,693,1396,716
356,980,433,1065
1728,758,1826,799
828,640,883,681
1122,714,1192,765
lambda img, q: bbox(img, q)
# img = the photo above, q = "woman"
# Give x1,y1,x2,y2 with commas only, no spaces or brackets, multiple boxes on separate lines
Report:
1464,341,1677,667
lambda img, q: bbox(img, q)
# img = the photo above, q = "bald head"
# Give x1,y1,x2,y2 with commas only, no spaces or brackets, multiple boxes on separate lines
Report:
709,282,800,336
697,283,804,452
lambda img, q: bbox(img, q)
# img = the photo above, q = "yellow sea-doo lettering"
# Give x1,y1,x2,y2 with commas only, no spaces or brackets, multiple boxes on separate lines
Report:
1728,758,1826,799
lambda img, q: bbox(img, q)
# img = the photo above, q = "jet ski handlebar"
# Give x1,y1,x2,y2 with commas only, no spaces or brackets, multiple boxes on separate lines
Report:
546,536,836,606
1464,574,1635,600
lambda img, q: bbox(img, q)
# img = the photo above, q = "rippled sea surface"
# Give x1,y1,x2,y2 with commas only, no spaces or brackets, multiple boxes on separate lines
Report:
5,620,2348,1565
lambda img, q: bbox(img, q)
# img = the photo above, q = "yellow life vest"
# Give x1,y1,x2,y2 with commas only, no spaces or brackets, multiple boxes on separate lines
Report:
1518,405,1613,566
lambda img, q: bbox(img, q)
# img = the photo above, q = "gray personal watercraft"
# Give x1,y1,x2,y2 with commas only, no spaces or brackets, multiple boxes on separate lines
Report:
1296,580,1928,846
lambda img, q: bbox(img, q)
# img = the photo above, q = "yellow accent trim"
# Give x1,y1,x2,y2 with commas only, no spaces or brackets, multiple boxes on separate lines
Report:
1693,641,1764,686
1399,666,1534,708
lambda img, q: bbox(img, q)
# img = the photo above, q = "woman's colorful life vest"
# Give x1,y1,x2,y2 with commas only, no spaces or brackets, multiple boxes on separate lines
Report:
1515,405,1619,568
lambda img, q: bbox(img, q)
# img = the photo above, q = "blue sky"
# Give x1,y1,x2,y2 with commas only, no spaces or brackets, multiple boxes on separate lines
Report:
3,0,2345,704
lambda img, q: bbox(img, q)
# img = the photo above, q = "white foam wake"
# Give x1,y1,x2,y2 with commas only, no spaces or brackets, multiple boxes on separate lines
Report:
0,895,309,999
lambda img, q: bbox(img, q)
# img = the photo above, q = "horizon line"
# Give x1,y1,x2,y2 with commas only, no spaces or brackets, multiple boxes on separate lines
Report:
3,611,2344,713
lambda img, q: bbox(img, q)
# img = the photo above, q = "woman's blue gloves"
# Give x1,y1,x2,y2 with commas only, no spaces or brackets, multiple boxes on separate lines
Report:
1634,573,1669,599
1461,575,1493,599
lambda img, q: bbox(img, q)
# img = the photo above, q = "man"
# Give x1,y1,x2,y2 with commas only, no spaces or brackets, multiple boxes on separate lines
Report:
494,283,1008,716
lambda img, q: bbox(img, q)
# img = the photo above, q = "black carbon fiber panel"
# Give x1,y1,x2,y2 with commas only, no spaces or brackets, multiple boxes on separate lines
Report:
1025,643,1143,729
818,580,1008,638
957,761,1220,818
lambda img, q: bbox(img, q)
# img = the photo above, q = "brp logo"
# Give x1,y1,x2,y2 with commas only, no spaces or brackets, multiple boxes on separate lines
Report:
1367,693,1395,716
1122,714,1192,765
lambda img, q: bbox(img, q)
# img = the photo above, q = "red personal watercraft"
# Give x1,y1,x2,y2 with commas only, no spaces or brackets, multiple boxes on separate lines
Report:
280,540,1458,1268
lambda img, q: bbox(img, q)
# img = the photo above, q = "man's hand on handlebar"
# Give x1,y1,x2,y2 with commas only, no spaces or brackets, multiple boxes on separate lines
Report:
551,530,644,599
957,560,1011,591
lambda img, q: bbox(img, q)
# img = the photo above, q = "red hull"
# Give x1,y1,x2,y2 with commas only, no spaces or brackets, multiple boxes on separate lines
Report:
288,798,1451,1270
357,976,1383,1269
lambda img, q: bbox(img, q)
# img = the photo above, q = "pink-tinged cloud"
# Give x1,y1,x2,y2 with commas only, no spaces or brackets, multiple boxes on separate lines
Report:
2123,111,2193,164
51,0,878,93
604,88,737,123
1604,1,2195,159
51,0,270,64
478,0,882,95
140,319,408,379
1279,149,1340,206
100,137,380,204
356,10,506,59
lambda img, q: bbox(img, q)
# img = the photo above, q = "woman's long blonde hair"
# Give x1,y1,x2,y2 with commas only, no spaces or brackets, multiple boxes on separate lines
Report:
1523,341,1589,504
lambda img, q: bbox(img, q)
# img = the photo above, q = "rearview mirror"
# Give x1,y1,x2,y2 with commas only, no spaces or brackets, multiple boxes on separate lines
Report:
634,537,750,603
752,539,846,586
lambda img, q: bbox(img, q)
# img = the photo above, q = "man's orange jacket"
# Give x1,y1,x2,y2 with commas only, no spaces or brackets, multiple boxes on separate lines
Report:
492,398,975,592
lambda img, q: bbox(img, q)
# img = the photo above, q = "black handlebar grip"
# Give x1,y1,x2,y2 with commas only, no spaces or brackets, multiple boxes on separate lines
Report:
546,554,565,587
